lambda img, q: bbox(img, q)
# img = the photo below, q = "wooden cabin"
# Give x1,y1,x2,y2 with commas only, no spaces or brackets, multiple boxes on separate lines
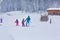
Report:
47,8,60,15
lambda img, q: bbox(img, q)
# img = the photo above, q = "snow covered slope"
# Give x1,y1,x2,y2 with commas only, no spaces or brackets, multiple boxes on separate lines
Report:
0,11,60,40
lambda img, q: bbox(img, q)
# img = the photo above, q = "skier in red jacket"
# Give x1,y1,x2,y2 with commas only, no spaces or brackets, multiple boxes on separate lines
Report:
15,19,19,26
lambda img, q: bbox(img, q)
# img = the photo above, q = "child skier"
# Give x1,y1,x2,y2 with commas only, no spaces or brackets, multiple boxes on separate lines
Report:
15,19,19,26
25,16,31,27
21,18,25,27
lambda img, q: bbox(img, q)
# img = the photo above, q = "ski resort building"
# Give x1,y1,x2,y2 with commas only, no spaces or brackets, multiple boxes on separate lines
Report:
47,8,60,15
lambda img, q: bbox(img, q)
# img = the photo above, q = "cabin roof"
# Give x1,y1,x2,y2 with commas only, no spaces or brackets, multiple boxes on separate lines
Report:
47,8,60,10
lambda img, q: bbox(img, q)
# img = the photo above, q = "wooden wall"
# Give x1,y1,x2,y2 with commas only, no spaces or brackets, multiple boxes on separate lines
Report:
47,10,60,15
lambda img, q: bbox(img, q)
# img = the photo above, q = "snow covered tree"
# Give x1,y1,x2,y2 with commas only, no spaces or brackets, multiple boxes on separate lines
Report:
0,0,60,12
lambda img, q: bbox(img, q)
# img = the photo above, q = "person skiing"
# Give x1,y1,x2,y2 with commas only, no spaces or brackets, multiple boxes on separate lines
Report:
0,18,3,23
25,16,31,27
15,19,19,26
50,19,52,24
21,18,25,27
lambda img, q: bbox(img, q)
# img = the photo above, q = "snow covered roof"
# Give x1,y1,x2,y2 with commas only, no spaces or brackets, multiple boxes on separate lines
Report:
47,8,60,10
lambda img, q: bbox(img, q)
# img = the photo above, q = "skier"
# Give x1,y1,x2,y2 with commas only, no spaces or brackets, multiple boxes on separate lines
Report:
21,18,25,27
25,16,31,27
0,18,3,23
50,19,52,24
15,19,19,26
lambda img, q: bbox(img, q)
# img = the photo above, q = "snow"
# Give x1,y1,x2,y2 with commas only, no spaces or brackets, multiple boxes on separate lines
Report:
0,11,60,40
47,8,60,10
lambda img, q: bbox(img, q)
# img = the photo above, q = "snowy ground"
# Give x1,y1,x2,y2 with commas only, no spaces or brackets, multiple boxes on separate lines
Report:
0,11,60,40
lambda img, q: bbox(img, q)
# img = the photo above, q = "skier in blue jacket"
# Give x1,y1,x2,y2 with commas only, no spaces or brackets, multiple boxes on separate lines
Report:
25,16,31,27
